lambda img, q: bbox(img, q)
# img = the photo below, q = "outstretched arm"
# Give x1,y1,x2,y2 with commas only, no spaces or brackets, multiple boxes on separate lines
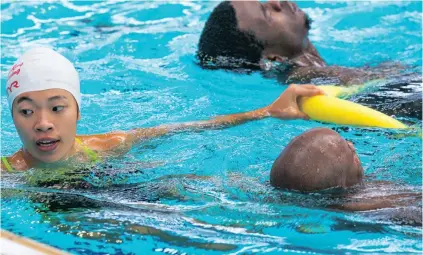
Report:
127,84,324,143
82,84,323,157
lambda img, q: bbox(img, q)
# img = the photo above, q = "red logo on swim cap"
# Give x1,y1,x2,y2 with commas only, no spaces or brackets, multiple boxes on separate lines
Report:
7,81,19,94
7,62,23,80
6,62,23,95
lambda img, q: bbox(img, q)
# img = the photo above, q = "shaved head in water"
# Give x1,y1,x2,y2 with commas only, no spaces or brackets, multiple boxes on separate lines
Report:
270,128,363,192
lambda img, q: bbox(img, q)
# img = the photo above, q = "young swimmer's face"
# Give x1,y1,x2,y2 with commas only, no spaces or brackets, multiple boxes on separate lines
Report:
231,1,310,60
12,89,79,163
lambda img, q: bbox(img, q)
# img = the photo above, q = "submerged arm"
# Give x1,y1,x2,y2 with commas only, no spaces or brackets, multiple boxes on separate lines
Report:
285,66,378,86
327,192,422,212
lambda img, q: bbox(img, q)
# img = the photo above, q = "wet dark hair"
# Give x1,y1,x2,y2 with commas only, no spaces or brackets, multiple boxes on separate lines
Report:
197,1,264,71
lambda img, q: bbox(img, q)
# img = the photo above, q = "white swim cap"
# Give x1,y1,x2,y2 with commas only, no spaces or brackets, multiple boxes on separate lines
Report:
6,47,80,110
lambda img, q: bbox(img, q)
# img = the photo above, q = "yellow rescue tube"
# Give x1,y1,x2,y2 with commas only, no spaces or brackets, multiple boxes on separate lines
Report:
299,95,408,129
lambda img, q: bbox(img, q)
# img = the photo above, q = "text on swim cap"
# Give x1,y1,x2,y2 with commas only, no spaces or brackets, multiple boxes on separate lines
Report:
7,81,19,94
7,62,23,94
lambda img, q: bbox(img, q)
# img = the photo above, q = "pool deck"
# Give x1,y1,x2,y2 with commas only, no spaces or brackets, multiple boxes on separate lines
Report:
0,230,70,255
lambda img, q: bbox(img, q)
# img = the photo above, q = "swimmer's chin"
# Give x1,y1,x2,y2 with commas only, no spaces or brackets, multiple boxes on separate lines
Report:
24,145,72,166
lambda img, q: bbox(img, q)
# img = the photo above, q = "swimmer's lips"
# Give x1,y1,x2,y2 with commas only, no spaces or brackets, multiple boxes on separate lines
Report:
36,138,60,152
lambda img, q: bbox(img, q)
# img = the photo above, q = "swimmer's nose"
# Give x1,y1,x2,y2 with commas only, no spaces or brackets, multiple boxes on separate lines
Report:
276,1,299,14
288,2,299,13
267,0,282,12
34,112,54,132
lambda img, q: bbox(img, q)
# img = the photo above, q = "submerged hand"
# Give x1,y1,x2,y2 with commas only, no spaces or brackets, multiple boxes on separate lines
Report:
266,84,325,120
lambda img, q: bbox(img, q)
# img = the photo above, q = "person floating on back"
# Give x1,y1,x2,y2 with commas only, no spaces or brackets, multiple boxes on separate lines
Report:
197,1,411,86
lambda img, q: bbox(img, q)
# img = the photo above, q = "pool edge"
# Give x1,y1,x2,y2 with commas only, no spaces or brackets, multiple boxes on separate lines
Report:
0,229,70,255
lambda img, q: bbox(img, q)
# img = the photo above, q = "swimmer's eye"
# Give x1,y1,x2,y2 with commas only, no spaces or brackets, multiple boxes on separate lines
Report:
305,15,313,30
20,109,33,116
52,106,65,112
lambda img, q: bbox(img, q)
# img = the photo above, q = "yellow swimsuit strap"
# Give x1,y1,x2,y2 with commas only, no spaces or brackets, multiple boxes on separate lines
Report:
75,138,99,163
1,156,13,172
1,139,99,172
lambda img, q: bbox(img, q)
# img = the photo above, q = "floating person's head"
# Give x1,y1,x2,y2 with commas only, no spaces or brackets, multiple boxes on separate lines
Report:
6,47,81,163
197,1,326,71
270,128,363,192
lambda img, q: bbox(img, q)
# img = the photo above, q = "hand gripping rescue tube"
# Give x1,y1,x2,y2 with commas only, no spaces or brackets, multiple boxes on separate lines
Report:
299,85,408,129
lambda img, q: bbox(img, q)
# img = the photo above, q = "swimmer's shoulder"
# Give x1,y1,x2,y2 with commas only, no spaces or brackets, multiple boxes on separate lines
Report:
76,131,132,153
1,149,29,171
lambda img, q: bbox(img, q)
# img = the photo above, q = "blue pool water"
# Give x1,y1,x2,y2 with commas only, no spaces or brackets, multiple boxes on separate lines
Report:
1,1,422,254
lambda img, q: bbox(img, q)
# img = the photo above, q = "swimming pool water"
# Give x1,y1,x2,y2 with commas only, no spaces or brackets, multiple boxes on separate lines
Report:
1,1,422,254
